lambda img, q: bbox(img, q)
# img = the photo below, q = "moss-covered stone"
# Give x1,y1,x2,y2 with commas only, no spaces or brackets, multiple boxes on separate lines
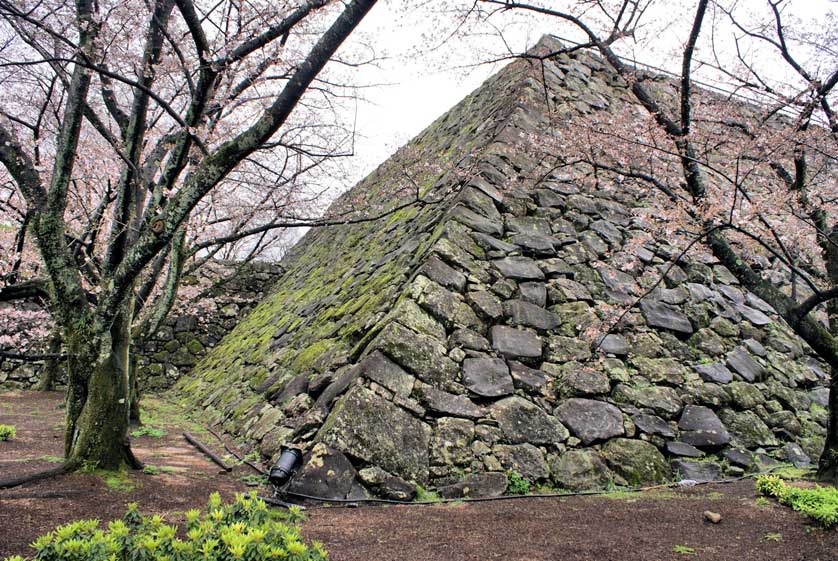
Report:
612,382,683,418
602,438,670,486
630,356,687,385
718,409,779,448
370,322,458,387
726,381,766,410
318,385,431,483
549,449,613,491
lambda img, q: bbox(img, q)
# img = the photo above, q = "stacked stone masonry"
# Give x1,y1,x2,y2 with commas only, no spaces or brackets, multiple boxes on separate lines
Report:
178,36,830,500
0,261,282,391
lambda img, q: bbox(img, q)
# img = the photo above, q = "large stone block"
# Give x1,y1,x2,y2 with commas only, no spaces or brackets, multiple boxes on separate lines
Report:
555,398,624,444
431,417,475,466
420,255,467,292
718,409,778,448
493,256,545,280
549,450,612,491
491,396,569,445
438,472,508,498
287,443,357,500
357,351,415,398
463,358,514,397
319,385,431,483
491,325,543,359
372,322,458,387
413,382,486,419
545,335,592,362
602,438,670,486
493,443,550,481
503,299,560,330
612,382,683,418
640,300,693,335
725,347,765,383
677,405,730,447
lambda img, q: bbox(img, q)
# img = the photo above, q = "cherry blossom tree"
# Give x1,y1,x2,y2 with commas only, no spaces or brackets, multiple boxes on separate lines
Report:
470,0,838,478
0,0,382,471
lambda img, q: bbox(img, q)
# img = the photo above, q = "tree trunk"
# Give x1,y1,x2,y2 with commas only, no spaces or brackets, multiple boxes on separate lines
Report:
818,224,838,481
63,309,136,470
34,328,62,392
129,351,142,425
819,368,838,481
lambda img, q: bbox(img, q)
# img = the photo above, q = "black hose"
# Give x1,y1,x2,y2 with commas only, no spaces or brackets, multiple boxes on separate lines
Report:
270,464,797,509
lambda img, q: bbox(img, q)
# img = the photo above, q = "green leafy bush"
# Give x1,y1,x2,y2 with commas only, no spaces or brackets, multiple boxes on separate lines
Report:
0,424,16,441
414,485,441,503
506,470,531,495
3,492,329,561
756,474,838,527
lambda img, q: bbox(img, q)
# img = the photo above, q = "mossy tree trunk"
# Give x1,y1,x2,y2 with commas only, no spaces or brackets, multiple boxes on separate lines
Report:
64,306,139,470
818,225,838,481
34,327,62,392
129,352,142,425
820,369,838,480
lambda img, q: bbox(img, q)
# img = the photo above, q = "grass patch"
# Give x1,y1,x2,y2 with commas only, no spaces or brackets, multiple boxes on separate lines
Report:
600,489,681,501
771,466,815,480
130,425,166,438
754,496,771,507
239,474,268,486
0,424,16,440
415,485,442,503
139,395,210,436
83,468,136,493
756,475,838,527
38,455,64,463
105,471,136,492
142,464,176,476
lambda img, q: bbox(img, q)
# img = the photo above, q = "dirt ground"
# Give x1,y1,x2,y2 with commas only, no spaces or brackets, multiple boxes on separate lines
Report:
2,390,837,561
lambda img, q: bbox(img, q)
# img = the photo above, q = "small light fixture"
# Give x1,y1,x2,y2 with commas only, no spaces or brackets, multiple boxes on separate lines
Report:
268,446,303,487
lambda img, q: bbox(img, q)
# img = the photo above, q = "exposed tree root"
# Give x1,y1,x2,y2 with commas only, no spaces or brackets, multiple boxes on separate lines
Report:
207,426,266,475
0,489,91,499
123,440,145,470
183,432,232,472
0,465,68,490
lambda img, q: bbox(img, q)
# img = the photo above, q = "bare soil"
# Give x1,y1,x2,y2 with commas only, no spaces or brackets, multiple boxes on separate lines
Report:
2,390,837,561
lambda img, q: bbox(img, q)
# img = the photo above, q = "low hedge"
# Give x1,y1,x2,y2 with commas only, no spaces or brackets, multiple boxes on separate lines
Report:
2,491,328,560
756,474,838,527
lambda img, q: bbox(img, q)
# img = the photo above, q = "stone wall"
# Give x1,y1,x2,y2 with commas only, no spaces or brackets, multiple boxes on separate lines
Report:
178,36,830,500
0,261,282,391
137,261,283,391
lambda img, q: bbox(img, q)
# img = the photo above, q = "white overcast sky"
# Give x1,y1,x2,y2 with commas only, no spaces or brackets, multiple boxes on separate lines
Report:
338,0,836,187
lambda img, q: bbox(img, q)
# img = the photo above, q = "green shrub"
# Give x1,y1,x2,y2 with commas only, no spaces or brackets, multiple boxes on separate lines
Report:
506,470,531,495
756,474,838,527
415,485,441,503
3,492,328,561
0,424,16,441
